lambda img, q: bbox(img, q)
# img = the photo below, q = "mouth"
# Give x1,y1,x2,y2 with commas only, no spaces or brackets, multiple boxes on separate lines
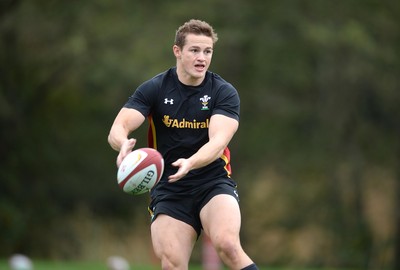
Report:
194,63,206,72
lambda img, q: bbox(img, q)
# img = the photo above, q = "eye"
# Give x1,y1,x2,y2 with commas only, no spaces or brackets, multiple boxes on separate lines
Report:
205,49,213,55
190,48,199,53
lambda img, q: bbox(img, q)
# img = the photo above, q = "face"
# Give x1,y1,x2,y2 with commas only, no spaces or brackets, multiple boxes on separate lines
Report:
173,34,214,86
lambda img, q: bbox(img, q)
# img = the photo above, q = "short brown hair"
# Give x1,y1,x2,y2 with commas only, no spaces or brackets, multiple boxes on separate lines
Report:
174,19,218,48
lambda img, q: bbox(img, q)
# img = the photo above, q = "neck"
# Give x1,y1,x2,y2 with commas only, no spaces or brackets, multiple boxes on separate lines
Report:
176,66,204,86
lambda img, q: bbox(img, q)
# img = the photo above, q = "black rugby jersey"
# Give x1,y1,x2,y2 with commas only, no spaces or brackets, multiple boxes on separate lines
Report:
124,67,240,194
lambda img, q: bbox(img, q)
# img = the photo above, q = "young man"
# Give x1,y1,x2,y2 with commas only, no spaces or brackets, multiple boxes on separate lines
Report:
108,19,258,270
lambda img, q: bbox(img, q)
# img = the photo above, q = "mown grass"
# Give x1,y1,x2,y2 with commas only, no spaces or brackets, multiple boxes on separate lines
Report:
2,260,143,270
0,260,358,270
0,260,161,270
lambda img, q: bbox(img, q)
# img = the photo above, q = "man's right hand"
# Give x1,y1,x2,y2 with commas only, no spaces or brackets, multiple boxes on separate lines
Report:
116,138,137,167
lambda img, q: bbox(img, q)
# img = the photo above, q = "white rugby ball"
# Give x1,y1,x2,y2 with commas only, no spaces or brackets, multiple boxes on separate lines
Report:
117,147,164,195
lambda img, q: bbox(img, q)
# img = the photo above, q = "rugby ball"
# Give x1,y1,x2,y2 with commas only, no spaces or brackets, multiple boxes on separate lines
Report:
117,148,164,195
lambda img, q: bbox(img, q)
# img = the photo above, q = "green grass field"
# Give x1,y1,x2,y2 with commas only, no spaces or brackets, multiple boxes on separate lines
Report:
1,260,154,270
0,260,358,270
1,260,159,270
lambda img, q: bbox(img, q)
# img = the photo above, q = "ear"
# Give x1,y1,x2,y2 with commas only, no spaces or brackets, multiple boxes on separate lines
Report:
173,45,181,58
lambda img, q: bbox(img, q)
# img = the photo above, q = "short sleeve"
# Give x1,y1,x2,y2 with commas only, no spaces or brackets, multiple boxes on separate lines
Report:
124,80,157,117
212,83,240,121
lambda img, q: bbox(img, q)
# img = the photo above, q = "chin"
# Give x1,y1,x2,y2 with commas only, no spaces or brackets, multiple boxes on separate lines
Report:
193,70,207,77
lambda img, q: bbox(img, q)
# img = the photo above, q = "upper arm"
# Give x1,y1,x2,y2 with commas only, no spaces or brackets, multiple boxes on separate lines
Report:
111,107,146,134
208,114,239,147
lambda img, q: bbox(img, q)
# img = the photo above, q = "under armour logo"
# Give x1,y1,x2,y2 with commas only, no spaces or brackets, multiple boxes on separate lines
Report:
164,98,174,105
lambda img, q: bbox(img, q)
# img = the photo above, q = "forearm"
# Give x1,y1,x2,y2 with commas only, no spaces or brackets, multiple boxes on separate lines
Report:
186,114,238,171
108,125,130,152
167,114,238,182
108,108,146,152
187,137,227,170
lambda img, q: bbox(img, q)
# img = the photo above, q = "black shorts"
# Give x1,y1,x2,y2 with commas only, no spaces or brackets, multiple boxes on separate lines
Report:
147,178,239,237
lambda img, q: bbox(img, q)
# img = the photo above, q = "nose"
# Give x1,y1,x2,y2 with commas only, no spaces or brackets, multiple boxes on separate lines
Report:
197,52,206,61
